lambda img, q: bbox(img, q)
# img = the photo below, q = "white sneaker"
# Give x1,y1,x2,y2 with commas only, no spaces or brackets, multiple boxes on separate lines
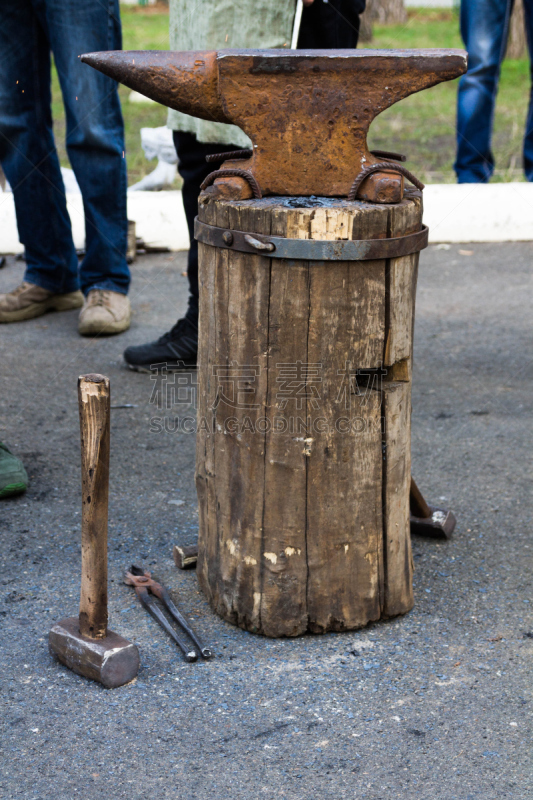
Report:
0,282,83,323
78,289,131,336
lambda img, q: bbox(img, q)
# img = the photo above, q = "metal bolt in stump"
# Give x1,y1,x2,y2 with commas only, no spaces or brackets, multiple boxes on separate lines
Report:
83,48,467,636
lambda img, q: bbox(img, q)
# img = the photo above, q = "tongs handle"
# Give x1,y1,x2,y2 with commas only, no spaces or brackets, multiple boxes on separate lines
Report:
152,584,212,660
135,587,197,662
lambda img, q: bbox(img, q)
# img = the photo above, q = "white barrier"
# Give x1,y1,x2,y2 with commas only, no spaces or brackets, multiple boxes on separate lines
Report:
0,191,189,255
1,184,532,253
422,182,533,243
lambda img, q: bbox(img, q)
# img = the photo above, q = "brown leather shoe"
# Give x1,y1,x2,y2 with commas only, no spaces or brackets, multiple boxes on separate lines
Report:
0,282,83,323
78,289,131,336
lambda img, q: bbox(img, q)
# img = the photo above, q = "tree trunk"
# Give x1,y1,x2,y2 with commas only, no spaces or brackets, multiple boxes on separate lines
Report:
195,192,421,636
369,0,407,24
507,0,526,59
359,12,374,43
359,0,408,44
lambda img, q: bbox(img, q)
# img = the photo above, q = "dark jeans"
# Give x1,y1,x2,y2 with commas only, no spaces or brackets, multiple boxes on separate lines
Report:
0,0,130,296
175,0,364,325
455,0,533,182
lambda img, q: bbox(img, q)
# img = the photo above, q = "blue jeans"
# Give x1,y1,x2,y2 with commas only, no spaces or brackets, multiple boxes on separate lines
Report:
0,0,130,296
455,0,533,182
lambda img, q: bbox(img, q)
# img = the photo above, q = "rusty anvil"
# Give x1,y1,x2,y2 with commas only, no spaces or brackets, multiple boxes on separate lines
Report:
81,48,467,200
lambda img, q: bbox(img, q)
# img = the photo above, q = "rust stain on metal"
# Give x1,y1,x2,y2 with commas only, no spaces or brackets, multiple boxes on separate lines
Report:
200,168,263,198
370,149,407,163
81,48,467,198
348,162,425,201
205,149,253,163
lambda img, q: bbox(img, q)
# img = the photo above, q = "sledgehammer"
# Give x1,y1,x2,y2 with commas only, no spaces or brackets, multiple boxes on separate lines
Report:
49,374,139,688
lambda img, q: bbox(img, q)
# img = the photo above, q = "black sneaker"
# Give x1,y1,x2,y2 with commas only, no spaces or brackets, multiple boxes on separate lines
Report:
123,317,198,372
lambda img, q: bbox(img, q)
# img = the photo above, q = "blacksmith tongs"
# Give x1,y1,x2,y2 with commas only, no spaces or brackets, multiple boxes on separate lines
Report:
124,566,212,662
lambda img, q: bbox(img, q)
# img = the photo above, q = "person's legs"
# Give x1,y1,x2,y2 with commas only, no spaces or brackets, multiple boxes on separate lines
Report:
455,0,512,183
175,132,241,326
298,0,364,49
522,0,533,180
0,0,79,295
123,133,240,370
43,0,130,296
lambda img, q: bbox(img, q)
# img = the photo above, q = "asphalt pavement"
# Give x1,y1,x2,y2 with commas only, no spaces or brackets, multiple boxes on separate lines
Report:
0,242,531,799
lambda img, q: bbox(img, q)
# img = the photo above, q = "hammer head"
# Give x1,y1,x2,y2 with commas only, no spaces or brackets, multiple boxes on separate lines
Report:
410,505,457,540
49,617,139,689
82,48,467,197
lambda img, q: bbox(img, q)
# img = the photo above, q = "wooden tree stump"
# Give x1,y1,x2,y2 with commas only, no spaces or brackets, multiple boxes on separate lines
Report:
507,0,526,60
195,191,422,636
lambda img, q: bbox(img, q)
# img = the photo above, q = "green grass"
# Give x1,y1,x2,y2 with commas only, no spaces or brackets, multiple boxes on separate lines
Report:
368,9,530,182
50,6,530,185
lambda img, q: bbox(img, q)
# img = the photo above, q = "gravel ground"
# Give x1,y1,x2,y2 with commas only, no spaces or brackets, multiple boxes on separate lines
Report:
0,243,531,799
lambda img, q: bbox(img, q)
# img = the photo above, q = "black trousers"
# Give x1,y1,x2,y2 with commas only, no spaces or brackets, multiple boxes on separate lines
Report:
173,132,239,325
175,0,364,325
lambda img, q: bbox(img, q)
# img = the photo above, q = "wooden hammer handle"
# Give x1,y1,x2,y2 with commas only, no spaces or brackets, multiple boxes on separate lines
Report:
78,374,110,639
410,477,432,520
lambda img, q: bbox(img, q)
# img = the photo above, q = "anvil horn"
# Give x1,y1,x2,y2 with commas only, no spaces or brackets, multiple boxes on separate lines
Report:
82,48,467,197
81,50,230,123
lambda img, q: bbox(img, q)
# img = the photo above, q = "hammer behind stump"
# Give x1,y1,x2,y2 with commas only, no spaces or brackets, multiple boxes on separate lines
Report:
49,374,139,688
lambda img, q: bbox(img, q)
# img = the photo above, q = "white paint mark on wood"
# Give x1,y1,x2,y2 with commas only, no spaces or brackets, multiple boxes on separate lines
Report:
303,437,313,456
263,552,277,564
243,555,257,566
226,539,239,555
284,547,301,557
252,592,262,618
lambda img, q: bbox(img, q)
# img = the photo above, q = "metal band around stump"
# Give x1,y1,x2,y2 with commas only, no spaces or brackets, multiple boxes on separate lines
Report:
195,218,429,261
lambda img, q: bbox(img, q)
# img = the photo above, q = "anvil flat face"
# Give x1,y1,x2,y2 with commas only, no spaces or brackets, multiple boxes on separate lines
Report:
82,48,467,197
